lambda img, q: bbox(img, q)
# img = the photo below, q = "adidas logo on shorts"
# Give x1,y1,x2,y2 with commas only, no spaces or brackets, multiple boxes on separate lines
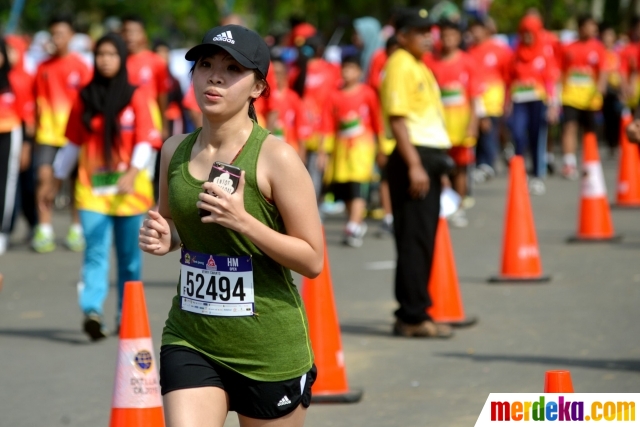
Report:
213,31,235,44
277,395,292,407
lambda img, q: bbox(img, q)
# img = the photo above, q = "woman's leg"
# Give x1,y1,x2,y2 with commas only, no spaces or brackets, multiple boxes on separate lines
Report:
79,210,113,315
113,214,144,321
164,387,229,427
509,103,529,157
528,101,547,179
0,128,22,235
238,405,308,427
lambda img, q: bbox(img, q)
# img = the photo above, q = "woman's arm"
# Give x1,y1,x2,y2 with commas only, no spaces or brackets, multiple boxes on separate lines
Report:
198,137,324,278
138,134,185,255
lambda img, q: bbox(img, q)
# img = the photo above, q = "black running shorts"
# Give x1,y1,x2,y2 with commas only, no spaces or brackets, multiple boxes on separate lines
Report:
562,106,596,132
159,345,317,420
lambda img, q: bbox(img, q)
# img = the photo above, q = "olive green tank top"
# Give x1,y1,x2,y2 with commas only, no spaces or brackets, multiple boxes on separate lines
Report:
161,122,313,381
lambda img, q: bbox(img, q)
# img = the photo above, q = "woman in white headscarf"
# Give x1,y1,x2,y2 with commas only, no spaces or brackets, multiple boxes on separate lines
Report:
353,17,383,80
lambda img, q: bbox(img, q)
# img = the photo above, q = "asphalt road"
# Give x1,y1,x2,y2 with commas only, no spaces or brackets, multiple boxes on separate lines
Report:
1,151,638,427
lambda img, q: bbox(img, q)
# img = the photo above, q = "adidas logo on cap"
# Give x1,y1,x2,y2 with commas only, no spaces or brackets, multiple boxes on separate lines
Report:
277,395,292,407
213,31,235,44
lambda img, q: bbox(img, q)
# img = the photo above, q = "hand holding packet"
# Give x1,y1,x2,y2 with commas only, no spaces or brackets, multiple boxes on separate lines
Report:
199,161,242,217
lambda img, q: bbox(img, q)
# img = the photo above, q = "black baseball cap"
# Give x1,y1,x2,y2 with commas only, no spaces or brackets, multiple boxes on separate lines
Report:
395,7,432,31
185,25,270,78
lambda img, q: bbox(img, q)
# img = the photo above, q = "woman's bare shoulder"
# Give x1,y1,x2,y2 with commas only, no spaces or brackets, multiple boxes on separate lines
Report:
161,133,192,159
260,134,302,167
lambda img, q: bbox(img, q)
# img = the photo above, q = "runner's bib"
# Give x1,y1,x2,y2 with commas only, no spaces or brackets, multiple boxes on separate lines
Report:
179,248,254,317
91,171,124,196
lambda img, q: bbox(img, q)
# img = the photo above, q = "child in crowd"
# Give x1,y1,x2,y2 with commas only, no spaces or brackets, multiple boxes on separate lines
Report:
322,55,382,247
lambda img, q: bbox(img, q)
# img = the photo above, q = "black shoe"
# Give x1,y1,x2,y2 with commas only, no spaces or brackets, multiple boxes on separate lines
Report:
83,312,108,341
547,161,556,176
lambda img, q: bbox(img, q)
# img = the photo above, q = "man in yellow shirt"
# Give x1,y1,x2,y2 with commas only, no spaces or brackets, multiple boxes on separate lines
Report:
381,7,453,338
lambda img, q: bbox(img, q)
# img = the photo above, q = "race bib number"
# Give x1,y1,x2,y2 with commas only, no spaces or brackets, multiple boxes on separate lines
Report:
91,171,123,196
179,248,254,317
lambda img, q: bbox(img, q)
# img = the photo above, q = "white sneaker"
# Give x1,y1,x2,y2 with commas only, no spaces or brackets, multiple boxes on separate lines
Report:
449,209,469,228
529,178,546,196
461,196,476,210
344,222,368,248
0,234,7,255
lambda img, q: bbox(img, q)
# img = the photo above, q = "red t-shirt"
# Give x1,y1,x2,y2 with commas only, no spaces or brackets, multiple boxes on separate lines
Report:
367,49,388,92
561,39,607,109
424,51,483,107
541,30,564,72
468,40,512,87
182,84,198,112
289,59,342,137
508,47,558,103
620,43,638,78
127,50,171,102
0,69,35,133
65,89,161,215
34,53,91,146
322,84,382,137
253,62,279,125
271,87,310,150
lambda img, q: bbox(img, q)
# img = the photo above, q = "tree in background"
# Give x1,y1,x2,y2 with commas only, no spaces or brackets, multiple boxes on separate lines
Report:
2,0,639,43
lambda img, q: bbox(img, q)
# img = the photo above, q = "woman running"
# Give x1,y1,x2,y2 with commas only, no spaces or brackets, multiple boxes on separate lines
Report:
51,33,160,339
138,25,323,427
0,37,35,255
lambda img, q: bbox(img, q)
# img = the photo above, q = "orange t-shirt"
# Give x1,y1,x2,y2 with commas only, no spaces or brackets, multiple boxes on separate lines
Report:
65,89,161,215
34,53,91,146
561,39,607,110
271,87,310,151
425,51,482,144
604,49,622,90
468,39,512,116
0,69,35,133
367,49,388,92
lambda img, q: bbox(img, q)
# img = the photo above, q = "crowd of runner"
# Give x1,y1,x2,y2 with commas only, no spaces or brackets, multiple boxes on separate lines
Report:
1,8,637,258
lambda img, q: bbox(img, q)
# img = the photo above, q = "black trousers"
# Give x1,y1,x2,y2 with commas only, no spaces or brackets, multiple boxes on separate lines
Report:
387,146,444,324
602,93,622,150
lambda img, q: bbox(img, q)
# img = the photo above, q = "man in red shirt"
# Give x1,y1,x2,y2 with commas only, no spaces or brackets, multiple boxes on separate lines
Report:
32,15,91,253
620,17,640,110
560,15,608,179
121,15,170,140
468,18,512,181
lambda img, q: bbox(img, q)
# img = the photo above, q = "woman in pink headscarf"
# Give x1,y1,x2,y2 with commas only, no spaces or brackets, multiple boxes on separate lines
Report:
505,15,559,195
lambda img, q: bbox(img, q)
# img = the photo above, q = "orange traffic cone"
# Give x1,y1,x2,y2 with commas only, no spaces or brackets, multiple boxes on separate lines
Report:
568,132,622,242
614,110,640,208
301,233,362,403
489,155,550,283
110,281,165,427
427,216,477,327
544,370,574,393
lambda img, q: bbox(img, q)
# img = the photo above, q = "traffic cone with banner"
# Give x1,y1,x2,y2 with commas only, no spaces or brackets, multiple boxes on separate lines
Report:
427,216,477,327
489,155,550,283
301,232,362,403
109,281,165,427
614,109,640,208
544,370,574,393
568,133,621,243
